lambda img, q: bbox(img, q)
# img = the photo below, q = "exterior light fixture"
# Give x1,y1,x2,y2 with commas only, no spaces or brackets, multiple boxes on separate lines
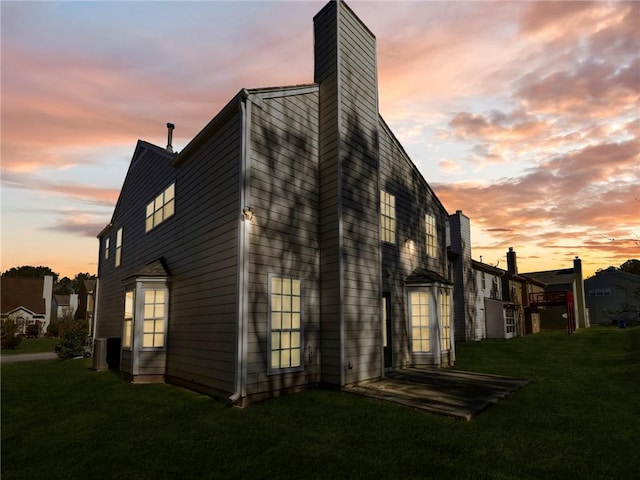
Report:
242,206,254,221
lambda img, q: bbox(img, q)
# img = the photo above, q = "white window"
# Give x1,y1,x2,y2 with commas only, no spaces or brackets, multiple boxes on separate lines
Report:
104,238,110,260
410,292,430,352
122,290,134,349
425,214,437,258
439,291,451,351
142,290,166,348
146,183,175,232
115,228,123,267
381,191,396,244
269,276,302,371
506,309,516,334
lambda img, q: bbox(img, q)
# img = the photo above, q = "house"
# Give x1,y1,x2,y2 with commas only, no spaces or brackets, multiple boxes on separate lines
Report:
94,0,454,405
53,294,79,321
499,248,547,337
585,269,640,325
447,213,545,341
0,275,54,336
524,256,589,331
75,279,97,336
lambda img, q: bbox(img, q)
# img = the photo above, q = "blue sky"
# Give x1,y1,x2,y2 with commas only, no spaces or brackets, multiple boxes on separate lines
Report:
2,0,638,278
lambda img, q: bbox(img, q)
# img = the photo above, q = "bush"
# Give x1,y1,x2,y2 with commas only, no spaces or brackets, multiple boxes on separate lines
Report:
55,318,89,359
1,319,23,350
46,321,60,337
26,321,42,338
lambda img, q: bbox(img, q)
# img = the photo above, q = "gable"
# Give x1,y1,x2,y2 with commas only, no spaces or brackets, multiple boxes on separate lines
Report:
99,140,176,238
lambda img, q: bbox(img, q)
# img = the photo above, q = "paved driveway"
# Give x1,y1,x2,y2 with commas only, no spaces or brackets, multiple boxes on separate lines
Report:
346,367,531,420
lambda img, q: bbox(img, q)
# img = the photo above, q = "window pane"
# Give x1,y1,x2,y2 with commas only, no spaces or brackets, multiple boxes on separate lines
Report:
145,217,153,232
272,295,282,312
154,333,164,347
291,313,300,329
291,348,301,367
271,350,280,369
282,278,291,295
282,313,291,329
272,332,280,350
280,349,291,368
154,210,163,227
272,277,282,294
291,332,300,348
281,332,290,349
143,333,154,347
165,183,175,201
272,312,281,329
155,290,165,303
292,296,300,313
155,318,164,334
144,305,155,318
146,202,154,218
164,199,175,219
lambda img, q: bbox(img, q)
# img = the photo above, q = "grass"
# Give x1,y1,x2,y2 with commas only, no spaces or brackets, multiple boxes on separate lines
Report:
0,337,58,355
2,326,638,480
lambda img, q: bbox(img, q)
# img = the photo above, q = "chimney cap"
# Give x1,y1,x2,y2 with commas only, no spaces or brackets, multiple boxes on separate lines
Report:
167,122,175,129
509,247,514,252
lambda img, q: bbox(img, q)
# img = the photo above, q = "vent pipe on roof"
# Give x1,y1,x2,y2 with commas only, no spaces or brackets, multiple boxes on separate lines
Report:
166,123,175,153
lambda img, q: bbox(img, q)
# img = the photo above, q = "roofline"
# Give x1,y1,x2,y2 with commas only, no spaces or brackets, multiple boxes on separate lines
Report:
173,89,246,168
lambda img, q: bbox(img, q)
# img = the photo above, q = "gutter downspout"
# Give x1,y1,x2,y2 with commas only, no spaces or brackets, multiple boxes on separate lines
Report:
229,93,251,406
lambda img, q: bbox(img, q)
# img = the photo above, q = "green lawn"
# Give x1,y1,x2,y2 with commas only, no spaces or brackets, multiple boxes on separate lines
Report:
2,327,638,480
0,337,58,355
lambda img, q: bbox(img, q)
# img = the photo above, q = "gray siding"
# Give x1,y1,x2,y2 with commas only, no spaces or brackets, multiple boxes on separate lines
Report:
246,90,321,396
96,104,243,394
379,120,450,368
315,0,382,385
449,211,475,341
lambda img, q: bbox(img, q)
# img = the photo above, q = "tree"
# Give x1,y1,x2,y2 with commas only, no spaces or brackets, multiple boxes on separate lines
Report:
1,318,23,350
620,259,640,276
54,276,74,295
74,273,96,292
2,265,59,283
55,317,89,359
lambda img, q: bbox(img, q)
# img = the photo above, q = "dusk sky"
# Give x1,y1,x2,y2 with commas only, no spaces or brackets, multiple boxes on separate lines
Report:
1,0,638,280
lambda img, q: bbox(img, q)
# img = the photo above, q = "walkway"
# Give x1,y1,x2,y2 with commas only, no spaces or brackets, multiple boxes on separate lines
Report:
1,352,57,364
346,367,531,420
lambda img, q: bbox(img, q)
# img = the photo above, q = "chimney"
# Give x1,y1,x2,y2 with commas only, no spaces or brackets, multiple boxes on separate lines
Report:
507,247,518,274
166,123,175,153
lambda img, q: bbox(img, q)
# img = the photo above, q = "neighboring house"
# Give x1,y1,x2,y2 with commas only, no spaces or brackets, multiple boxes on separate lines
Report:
525,257,589,331
76,279,97,336
53,294,79,321
95,0,454,405
448,213,545,341
0,275,54,335
585,269,640,325
502,248,547,338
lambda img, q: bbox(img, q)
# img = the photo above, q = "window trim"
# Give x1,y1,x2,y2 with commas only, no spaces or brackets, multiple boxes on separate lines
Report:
145,183,175,232
115,228,123,267
267,273,304,375
409,291,431,353
381,190,396,244
139,287,168,351
439,290,452,352
122,289,134,350
425,213,437,258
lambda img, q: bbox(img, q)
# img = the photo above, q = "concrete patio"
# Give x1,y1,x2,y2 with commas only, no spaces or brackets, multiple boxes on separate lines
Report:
346,367,531,420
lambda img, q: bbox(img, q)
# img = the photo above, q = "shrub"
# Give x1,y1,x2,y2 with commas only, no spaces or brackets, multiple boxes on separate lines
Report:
47,321,60,337
55,318,89,359
26,321,42,338
1,319,23,350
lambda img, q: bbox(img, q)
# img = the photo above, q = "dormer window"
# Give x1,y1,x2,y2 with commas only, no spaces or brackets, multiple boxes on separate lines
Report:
146,183,175,232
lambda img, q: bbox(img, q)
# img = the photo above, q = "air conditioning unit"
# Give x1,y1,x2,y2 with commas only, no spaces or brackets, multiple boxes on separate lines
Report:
92,338,108,371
